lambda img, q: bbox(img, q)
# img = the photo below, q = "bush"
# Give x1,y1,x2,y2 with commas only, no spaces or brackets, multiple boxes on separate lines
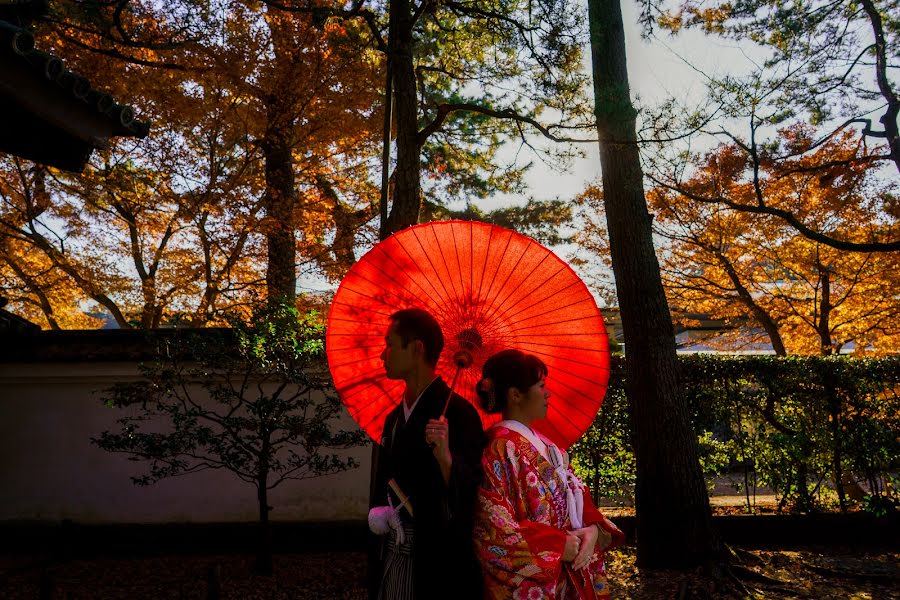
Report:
570,355,900,514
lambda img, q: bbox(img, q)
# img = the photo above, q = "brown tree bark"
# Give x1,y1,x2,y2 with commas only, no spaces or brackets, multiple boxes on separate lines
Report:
255,435,273,576
260,10,300,302
261,124,297,302
817,264,834,355
587,0,718,568
382,0,422,238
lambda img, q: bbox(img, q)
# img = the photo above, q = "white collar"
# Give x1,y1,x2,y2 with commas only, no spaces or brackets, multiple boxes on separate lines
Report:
403,376,439,421
496,419,551,460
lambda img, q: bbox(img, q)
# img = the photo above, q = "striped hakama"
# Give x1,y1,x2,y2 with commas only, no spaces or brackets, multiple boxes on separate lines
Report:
378,522,415,600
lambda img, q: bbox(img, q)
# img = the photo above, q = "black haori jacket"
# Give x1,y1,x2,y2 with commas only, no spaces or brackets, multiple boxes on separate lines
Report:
367,376,485,600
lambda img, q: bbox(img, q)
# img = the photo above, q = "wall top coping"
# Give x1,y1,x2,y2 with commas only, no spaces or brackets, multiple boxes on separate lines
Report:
0,328,234,363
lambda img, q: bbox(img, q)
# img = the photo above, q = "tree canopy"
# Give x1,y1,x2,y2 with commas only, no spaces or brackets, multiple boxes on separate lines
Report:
644,0,900,252
649,129,900,355
1,0,383,323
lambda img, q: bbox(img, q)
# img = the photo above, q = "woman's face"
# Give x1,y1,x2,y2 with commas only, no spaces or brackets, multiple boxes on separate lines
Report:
514,376,551,423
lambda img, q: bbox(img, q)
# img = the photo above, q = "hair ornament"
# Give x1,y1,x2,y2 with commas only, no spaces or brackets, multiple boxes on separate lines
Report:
481,377,496,411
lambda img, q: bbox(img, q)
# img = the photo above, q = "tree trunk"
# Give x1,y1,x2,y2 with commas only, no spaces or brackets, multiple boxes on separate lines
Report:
379,16,394,241
261,10,299,302
817,265,833,355
587,0,718,568
795,459,814,512
383,0,422,237
255,482,273,575
262,124,297,303
140,278,157,329
716,251,787,355
255,448,273,576
824,368,847,512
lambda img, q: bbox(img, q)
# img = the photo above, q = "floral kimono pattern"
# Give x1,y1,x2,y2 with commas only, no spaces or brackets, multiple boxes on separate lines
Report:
474,424,624,600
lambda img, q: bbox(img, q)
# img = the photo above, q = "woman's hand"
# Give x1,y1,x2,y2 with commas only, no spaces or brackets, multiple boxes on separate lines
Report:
571,525,599,570
562,533,581,562
595,520,615,550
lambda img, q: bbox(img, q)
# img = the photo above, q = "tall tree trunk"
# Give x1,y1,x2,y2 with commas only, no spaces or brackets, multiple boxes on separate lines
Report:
379,8,394,241
817,264,833,355
587,0,718,568
383,0,422,237
262,121,297,303
262,11,299,302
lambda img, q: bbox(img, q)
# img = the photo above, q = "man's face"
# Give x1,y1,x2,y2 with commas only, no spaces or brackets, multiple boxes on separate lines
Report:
381,323,418,380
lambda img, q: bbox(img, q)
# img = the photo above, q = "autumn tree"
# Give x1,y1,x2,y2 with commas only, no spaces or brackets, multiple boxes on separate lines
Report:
54,0,383,297
1,0,383,325
0,158,140,327
571,182,618,306
646,0,900,252
0,135,266,328
648,130,900,355
0,203,99,330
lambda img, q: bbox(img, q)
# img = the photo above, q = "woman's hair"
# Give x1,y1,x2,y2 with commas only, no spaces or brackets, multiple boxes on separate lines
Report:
476,349,548,414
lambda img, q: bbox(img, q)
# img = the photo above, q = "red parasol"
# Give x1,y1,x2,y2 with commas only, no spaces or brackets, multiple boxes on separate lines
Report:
325,220,610,449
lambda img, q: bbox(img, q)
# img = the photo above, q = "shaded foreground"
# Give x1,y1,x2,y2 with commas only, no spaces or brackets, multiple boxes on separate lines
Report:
1,545,897,599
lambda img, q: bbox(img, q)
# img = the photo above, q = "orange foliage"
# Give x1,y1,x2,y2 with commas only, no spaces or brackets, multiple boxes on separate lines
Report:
1,1,382,328
648,131,900,355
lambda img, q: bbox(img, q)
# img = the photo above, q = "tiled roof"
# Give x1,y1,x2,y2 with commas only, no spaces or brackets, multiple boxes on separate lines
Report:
0,15,151,170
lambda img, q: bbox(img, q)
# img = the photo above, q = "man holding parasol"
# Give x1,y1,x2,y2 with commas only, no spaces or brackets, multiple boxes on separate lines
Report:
366,308,485,600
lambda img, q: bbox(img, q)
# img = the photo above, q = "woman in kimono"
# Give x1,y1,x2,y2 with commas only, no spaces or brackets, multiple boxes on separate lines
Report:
473,349,624,600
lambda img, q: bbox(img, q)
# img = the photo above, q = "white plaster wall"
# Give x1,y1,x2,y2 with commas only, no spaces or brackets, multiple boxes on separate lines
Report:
0,362,371,523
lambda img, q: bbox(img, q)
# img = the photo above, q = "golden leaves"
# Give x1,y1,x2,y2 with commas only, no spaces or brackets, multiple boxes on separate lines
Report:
649,132,899,355
2,1,383,328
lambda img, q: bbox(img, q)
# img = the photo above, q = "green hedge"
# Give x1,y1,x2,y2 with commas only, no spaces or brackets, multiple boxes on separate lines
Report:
569,355,900,514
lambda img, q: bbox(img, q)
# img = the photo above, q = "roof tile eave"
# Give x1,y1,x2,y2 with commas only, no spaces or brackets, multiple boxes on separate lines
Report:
1,19,151,140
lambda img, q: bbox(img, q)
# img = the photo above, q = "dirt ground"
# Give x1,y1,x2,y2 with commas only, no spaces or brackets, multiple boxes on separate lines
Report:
1,544,897,600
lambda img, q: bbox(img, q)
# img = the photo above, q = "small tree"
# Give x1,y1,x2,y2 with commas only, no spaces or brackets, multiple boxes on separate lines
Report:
93,300,367,574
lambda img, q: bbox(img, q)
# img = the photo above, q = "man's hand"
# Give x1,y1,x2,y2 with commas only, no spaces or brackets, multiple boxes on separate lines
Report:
426,416,450,463
425,416,452,484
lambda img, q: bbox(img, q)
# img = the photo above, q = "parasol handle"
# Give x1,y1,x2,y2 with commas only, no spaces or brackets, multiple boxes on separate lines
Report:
441,350,473,417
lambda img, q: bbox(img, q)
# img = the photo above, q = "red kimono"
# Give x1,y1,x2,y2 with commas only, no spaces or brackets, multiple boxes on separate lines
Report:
474,422,625,600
